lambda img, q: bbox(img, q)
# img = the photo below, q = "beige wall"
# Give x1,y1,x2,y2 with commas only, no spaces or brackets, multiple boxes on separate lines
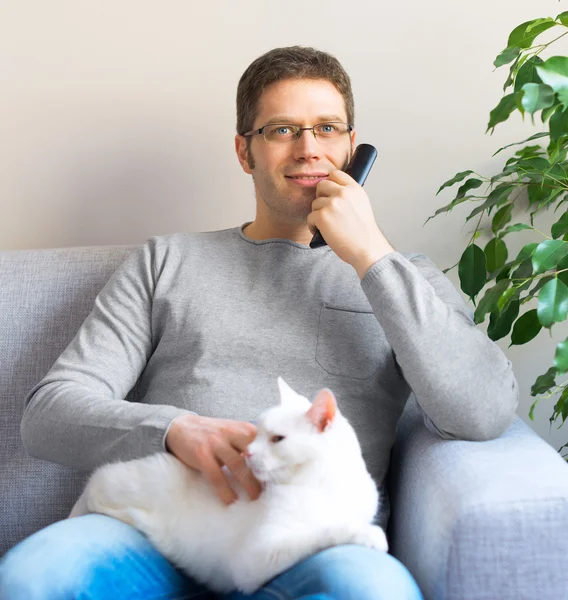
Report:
2,0,568,451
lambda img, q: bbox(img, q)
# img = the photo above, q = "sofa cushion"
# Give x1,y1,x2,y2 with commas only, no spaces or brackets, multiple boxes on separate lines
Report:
0,244,135,555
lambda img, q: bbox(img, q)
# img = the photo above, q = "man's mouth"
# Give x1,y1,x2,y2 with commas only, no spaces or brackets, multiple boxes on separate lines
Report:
285,174,328,187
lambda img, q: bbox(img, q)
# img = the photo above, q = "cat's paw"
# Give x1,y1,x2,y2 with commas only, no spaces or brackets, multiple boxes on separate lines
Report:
350,525,389,552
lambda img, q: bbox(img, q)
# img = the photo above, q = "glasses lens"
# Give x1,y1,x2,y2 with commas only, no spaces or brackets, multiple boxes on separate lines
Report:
264,125,299,143
262,122,350,143
313,123,349,138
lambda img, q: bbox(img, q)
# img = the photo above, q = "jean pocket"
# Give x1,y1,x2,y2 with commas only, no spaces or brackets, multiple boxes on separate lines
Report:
315,304,388,380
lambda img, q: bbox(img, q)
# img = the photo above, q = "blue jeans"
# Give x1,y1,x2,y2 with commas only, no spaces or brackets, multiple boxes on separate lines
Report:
0,515,423,599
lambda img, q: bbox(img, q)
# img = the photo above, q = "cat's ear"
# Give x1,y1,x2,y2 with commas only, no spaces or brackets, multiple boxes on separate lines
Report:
277,377,311,409
306,389,337,433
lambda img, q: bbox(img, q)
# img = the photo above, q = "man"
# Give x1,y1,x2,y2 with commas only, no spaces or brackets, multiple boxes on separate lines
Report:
0,46,518,599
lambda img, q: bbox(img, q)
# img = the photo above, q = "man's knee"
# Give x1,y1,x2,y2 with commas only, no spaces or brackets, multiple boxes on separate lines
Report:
0,514,158,600
288,545,423,600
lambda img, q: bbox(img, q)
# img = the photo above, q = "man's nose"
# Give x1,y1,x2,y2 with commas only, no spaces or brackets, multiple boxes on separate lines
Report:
292,129,321,161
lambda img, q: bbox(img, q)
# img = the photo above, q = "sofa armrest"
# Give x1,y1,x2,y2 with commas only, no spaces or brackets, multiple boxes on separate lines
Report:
388,397,568,600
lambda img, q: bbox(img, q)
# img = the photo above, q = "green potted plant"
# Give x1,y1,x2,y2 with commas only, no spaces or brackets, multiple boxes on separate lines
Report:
428,11,568,458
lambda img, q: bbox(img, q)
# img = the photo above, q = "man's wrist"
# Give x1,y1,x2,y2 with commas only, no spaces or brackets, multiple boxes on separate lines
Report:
165,413,198,454
354,244,396,279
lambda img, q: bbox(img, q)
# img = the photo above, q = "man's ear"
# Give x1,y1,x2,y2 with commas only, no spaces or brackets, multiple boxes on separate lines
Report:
235,135,253,175
306,389,337,433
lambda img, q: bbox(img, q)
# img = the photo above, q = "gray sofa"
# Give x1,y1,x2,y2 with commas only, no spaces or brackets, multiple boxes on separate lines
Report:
2,243,568,599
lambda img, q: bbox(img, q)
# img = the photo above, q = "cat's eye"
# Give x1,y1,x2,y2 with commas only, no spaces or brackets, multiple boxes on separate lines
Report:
270,435,285,444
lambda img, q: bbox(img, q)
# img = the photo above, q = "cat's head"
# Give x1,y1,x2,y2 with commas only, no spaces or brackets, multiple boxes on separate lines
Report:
245,377,360,485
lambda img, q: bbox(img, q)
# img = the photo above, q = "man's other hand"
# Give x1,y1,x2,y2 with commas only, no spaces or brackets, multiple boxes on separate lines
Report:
165,414,262,506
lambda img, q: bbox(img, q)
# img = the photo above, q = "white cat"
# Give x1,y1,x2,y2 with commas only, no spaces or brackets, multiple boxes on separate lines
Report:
69,377,387,594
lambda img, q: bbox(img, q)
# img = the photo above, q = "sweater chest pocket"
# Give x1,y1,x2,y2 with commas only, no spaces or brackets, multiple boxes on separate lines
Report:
315,304,388,380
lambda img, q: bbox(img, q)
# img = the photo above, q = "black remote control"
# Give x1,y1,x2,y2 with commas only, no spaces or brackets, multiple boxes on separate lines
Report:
309,143,378,249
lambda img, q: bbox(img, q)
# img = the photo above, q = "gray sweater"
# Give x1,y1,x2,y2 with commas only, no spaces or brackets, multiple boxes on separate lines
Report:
22,224,519,512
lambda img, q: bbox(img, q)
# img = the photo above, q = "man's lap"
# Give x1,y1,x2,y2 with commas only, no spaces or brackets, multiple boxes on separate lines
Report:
0,515,423,600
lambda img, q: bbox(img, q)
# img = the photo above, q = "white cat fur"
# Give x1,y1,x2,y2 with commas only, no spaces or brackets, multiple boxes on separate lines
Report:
69,377,387,594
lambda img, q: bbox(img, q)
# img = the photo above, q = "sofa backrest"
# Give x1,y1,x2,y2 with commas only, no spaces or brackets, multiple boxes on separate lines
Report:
0,244,136,555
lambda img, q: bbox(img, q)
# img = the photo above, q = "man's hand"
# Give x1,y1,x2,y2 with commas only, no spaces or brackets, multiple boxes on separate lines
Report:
307,169,395,279
165,413,262,506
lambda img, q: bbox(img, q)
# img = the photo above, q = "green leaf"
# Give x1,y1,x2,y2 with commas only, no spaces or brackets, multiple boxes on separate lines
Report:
497,286,517,312
549,107,568,142
496,264,513,282
510,309,542,346
493,132,549,156
517,156,550,175
511,258,533,281
465,183,516,222
516,87,526,118
485,237,509,273
459,244,487,300
508,18,557,49
530,275,554,298
425,196,475,223
537,277,568,327
514,56,545,92
531,366,557,396
490,164,520,183
520,83,556,114
542,104,560,123
514,144,546,159
487,94,518,132
527,181,552,207
517,242,540,262
456,178,483,199
551,393,568,425
530,189,566,221
473,279,510,324
494,46,521,68
555,338,568,373
536,57,568,109
486,183,517,207
491,96,521,132
556,256,568,286
436,170,474,195
492,203,513,234
503,53,521,91
532,239,568,274
552,211,568,239
499,223,534,237
529,398,539,420
488,299,520,341
558,11,568,27
562,389,568,423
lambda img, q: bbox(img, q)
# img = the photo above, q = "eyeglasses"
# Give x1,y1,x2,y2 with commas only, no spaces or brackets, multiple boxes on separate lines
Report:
242,122,353,143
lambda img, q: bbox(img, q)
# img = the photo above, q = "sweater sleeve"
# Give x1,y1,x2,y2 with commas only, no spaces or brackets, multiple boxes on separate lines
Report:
360,251,519,441
21,237,191,471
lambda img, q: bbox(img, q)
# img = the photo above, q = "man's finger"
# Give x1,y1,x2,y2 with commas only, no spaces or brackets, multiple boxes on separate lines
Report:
311,196,331,212
200,451,237,506
315,179,339,198
327,168,353,185
225,421,257,453
217,445,262,501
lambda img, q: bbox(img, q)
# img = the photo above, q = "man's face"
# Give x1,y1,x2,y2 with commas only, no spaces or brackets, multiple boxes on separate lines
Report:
236,78,355,224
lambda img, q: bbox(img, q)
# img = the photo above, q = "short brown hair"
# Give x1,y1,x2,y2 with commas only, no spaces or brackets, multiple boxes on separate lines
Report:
236,46,355,136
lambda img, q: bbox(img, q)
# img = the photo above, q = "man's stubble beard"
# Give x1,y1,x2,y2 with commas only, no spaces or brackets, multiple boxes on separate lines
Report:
251,171,315,223
246,144,353,223
248,147,314,223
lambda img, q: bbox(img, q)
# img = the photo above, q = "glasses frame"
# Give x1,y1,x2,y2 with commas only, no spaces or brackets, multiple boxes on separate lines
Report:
241,121,354,143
